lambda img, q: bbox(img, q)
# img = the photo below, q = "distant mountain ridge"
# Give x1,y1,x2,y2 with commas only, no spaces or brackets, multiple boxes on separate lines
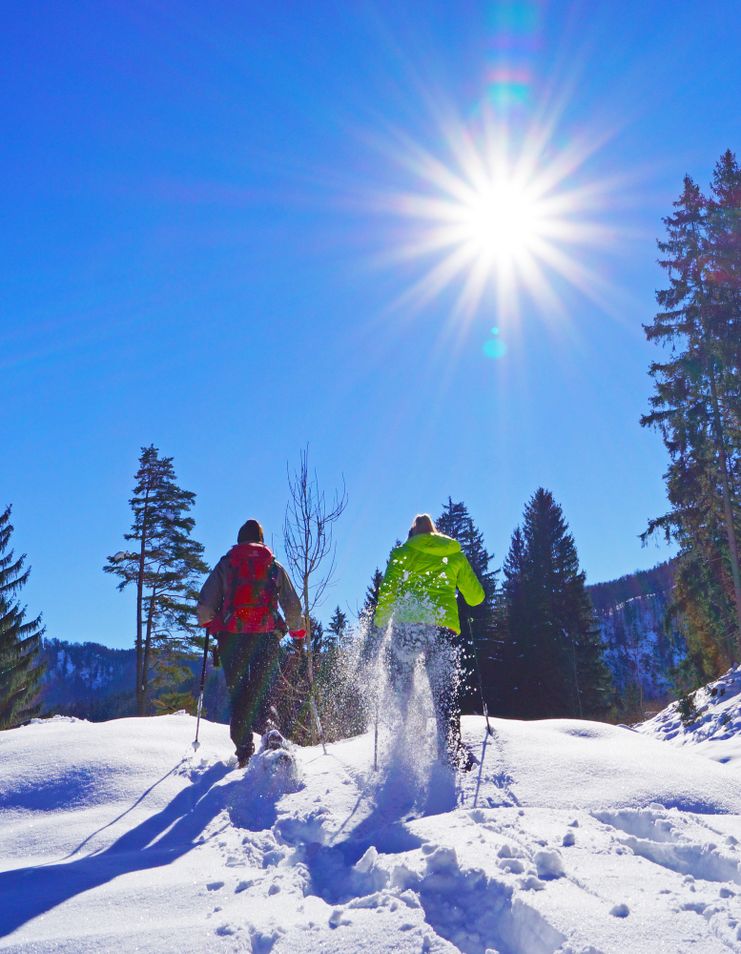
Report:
588,560,676,614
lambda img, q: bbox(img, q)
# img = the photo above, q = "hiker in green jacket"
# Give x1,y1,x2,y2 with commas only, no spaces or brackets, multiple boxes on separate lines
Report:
374,513,485,769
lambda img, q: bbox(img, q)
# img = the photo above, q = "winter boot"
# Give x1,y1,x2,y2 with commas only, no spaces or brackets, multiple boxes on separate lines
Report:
236,739,255,769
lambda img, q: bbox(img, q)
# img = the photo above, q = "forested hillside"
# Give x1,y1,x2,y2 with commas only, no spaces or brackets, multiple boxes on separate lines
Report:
38,638,229,723
588,561,686,711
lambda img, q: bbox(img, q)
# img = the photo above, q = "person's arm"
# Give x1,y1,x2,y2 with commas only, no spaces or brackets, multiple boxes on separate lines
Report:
276,564,306,636
196,559,225,625
456,555,485,608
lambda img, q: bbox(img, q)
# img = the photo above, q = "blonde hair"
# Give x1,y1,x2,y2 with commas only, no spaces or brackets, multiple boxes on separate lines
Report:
408,513,437,538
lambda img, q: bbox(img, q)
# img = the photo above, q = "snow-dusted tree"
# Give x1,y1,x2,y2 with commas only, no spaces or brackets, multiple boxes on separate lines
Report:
104,446,208,715
0,506,44,729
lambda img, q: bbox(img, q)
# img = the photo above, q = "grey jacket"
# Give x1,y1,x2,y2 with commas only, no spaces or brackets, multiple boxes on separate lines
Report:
197,549,304,633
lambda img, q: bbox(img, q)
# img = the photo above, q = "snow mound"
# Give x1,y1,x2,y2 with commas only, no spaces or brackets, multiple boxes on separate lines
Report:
637,664,741,768
2,712,741,953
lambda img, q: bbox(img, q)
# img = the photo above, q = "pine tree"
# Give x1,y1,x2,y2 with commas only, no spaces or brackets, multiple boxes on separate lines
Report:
642,151,741,667
500,490,613,719
0,506,45,729
327,606,348,644
363,568,384,614
105,446,208,715
498,526,528,714
310,616,326,656
436,498,498,711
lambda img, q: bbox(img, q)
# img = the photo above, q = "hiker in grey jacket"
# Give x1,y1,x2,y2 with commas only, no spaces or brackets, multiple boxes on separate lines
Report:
197,519,305,767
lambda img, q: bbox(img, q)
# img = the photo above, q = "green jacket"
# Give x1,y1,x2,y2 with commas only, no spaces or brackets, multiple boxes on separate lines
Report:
374,533,485,634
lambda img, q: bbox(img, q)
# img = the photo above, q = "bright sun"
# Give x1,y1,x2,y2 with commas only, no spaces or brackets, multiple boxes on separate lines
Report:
459,179,543,264
375,117,614,324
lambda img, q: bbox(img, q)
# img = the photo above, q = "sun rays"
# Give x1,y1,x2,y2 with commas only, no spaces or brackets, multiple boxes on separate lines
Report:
371,112,620,333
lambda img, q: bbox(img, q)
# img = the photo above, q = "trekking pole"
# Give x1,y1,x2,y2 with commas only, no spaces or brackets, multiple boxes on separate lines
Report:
373,694,379,771
467,616,493,736
192,629,210,751
466,616,493,809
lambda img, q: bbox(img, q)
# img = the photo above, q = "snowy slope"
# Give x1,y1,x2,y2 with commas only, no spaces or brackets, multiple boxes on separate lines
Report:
638,665,741,770
1,713,740,954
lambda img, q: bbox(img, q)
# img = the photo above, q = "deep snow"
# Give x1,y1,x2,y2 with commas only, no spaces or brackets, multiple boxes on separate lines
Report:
2,701,740,953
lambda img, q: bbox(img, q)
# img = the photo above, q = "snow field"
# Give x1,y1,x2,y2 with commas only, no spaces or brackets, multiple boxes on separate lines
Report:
1,706,740,953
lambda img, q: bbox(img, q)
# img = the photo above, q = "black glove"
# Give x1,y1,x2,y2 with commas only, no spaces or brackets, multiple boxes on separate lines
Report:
211,646,221,669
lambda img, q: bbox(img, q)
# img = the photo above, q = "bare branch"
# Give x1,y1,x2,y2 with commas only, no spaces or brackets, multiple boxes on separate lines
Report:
283,444,348,649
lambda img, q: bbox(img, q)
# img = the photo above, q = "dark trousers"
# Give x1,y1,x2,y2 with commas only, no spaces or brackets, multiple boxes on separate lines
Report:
216,632,282,757
387,626,462,760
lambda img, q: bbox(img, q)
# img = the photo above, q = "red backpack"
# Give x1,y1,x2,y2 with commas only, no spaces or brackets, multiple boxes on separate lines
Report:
217,543,282,634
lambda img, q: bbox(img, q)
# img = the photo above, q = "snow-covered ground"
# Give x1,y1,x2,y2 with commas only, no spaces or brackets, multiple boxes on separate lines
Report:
2,705,740,953
638,665,741,770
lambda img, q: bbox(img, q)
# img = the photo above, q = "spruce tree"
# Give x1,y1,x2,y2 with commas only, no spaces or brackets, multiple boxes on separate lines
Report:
499,527,528,714
436,499,497,610
0,506,45,729
105,446,208,715
327,606,348,644
310,616,326,656
642,151,741,667
500,490,613,719
363,568,384,614
436,498,498,711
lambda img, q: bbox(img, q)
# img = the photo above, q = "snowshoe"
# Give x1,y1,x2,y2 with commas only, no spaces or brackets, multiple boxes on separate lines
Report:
247,728,301,791
262,728,287,752
457,747,478,773
443,739,478,773
259,728,296,771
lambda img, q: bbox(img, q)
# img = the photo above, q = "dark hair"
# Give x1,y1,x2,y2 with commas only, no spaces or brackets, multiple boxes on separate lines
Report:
408,513,436,538
238,519,264,544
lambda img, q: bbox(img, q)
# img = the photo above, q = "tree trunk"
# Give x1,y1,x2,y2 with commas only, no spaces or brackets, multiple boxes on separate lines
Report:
302,573,317,682
708,367,741,659
135,491,150,716
570,639,583,719
141,591,156,715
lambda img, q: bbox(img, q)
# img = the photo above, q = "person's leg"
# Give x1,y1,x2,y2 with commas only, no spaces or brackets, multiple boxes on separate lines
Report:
243,634,283,735
218,633,259,761
426,630,462,763
386,627,415,721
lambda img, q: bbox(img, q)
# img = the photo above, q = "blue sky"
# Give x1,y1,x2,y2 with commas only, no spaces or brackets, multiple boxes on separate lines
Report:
3,1,740,649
